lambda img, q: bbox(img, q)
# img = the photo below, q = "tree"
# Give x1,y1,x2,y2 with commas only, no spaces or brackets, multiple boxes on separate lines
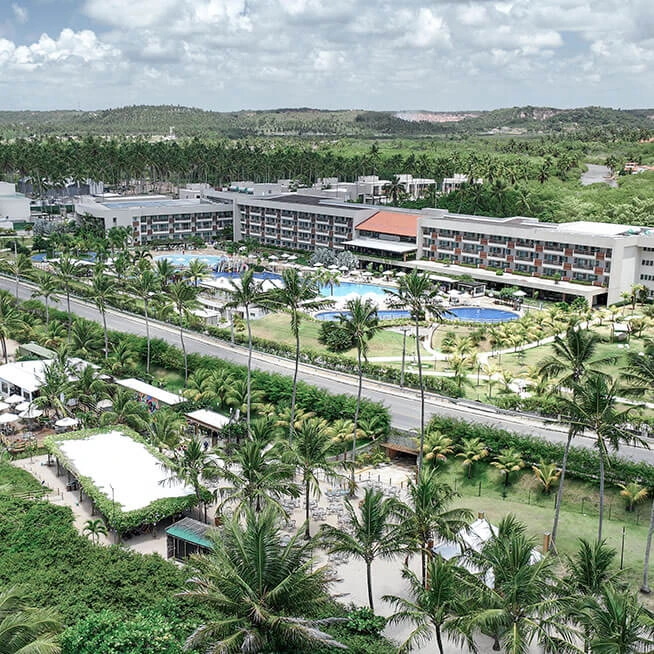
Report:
290,417,342,539
566,373,645,542
91,266,116,359
404,466,473,588
184,258,209,287
53,256,81,342
83,519,107,545
220,419,299,516
31,271,60,326
0,585,62,654
320,488,408,610
337,298,379,493
165,280,199,384
260,268,327,442
224,269,263,431
0,252,32,299
147,408,185,451
383,175,406,206
532,461,561,495
0,292,27,364
128,267,159,374
383,556,475,654
464,516,575,654
536,327,615,550
99,388,150,433
155,258,176,288
33,357,73,419
180,508,345,653
619,482,648,513
491,448,525,488
422,431,455,466
580,585,654,654
457,437,488,479
70,320,103,360
161,439,221,522
386,271,445,471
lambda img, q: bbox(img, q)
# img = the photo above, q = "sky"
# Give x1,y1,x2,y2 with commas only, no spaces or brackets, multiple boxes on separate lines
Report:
0,0,652,112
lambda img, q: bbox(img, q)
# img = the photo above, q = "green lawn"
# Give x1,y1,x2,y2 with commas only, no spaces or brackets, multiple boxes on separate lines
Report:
0,462,48,495
249,313,430,358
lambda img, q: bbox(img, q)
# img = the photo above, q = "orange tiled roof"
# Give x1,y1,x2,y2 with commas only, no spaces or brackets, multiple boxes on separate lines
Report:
356,211,418,238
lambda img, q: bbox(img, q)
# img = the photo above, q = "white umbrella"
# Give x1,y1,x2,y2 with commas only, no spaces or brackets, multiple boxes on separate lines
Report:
55,417,79,428
328,264,339,270
5,394,24,405
281,254,290,259
339,265,349,271
313,262,324,267
96,399,113,411
287,255,298,261
239,246,247,251
396,271,407,277
0,413,19,424
15,401,31,412
19,407,43,420
362,271,374,277
0,402,9,412
513,290,527,297
269,255,279,260
382,270,393,276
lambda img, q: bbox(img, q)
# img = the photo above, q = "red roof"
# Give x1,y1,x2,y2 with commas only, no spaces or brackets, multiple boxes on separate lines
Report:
356,211,418,238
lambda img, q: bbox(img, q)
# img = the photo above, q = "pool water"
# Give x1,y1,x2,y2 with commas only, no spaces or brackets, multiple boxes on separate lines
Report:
155,254,230,268
446,307,518,323
320,282,391,298
316,309,410,321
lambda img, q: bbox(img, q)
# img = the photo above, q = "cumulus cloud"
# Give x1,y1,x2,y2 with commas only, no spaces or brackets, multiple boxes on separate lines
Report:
0,0,652,110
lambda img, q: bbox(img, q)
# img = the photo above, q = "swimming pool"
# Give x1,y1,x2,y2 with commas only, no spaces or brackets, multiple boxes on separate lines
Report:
320,282,391,298
155,254,229,268
446,307,518,323
316,309,411,321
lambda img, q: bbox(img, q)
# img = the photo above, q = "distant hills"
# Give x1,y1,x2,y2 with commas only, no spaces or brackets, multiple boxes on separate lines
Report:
0,105,652,138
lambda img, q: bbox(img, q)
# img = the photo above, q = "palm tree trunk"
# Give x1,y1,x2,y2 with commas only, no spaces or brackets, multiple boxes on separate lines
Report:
304,476,311,540
66,288,72,343
415,319,425,472
1,335,7,364
366,560,374,610
45,298,49,326
289,324,300,444
435,625,445,654
179,317,188,384
246,309,252,431
350,347,362,496
641,498,654,593
101,309,109,360
551,428,573,550
597,446,604,543
144,302,151,374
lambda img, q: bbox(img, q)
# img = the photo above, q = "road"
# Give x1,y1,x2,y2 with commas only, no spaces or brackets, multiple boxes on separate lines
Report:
4,275,654,465
581,163,618,188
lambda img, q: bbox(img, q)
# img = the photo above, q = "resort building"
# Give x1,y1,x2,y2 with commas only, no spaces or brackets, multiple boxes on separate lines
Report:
441,173,483,194
74,195,233,244
0,181,30,227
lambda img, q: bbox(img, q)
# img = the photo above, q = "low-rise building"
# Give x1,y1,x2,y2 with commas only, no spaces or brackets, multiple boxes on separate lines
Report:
0,182,30,226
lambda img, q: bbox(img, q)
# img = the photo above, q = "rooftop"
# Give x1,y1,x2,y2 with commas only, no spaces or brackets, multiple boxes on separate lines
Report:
263,193,371,209
186,408,230,432
344,238,418,254
356,210,420,238
115,378,185,406
166,517,213,548
101,198,204,209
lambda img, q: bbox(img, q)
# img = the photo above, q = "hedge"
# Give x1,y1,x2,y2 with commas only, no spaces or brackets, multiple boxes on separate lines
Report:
429,416,654,488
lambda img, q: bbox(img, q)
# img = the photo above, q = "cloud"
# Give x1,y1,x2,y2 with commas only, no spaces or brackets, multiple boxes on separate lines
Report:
11,3,28,24
0,0,652,110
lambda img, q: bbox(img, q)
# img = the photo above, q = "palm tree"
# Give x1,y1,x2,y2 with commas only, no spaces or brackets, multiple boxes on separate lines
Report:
405,466,473,588
0,292,27,363
128,267,159,374
320,488,408,610
155,257,176,288
260,268,328,442
184,258,209,287
53,255,80,341
148,408,185,451
91,267,116,359
580,585,654,654
70,320,103,360
565,538,622,599
532,461,561,495
179,508,345,653
0,585,62,654
224,269,263,430
464,516,576,654
337,298,379,492
0,252,32,298
69,364,108,412
383,175,406,206
457,437,489,479
83,518,107,545
290,417,341,539
386,271,445,471
31,271,59,326
161,438,222,522
33,358,72,419
619,482,648,513
422,431,455,466
566,373,645,541
220,422,299,516
99,388,150,433
491,448,525,488
642,497,654,594
383,556,475,654
166,280,199,384
536,327,616,550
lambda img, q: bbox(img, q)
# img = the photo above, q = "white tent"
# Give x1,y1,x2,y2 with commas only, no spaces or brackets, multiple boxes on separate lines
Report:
55,417,80,428
0,413,19,424
0,402,9,412
5,394,24,405
15,401,31,412
19,407,43,419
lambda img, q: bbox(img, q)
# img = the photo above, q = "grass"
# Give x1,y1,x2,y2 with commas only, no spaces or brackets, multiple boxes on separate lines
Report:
0,461,48,495
432,460,653,599
249,313,430,358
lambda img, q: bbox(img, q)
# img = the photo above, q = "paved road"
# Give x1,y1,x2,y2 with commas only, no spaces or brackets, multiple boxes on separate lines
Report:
581,163,618,188
4,275,654,465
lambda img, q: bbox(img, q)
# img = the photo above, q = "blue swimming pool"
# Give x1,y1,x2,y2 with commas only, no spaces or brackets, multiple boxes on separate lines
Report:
446,307,518,323
155,254,230,268
316,309,411,321
320,282,391,298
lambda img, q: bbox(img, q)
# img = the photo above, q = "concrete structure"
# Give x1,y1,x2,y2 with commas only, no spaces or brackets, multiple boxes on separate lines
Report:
441,173,483,194
115,378,185,409
74,195,233,244
0,182,30,226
